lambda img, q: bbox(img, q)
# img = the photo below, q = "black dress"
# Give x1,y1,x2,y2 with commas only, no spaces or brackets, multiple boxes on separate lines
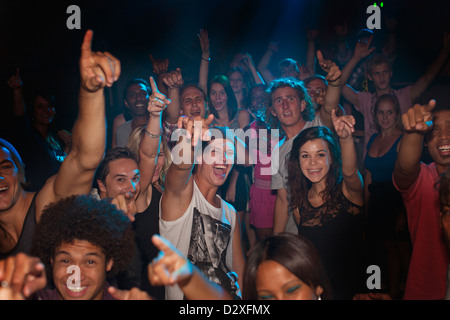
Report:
297,190,364,300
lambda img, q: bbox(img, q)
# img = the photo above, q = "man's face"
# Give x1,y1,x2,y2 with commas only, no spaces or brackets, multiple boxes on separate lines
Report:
52,240,113,300
33,95,56,125
124,83,150,118
98,158,141,206
306,79,326,106
181,87,206,118
0,147,23,212
426,110,450,173
368,63,392,91
441,202,450,255
270,87,305,129
197,138,235,187
280,65,299,79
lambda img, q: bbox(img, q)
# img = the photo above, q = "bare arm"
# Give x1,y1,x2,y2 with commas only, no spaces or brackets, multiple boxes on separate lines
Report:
161,68,184,124
393,100,435,190
161,115,215,221
198,29,210,94
136,77,170,211
306,29,319,76
332,110,363,206
316,51,342,130
340,35,375,108
273,187,289,234
257,42,277,83
242,53,265,85
148,235,233,300
36,30,121,220
7,68,26,117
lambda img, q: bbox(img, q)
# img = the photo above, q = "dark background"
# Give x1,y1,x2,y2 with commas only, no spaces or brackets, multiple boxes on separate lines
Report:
1,0,449,147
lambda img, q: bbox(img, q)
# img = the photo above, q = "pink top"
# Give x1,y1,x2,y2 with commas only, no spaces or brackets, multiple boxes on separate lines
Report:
393,162,449,300
249,121,276,185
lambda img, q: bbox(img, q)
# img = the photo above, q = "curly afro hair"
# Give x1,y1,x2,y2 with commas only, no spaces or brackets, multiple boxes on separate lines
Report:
31,194,135,280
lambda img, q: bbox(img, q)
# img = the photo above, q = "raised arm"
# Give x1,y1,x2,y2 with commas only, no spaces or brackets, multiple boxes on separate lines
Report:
150,54,169,96
160,114,214,221
257,42,277,83
332,109,363,206
317,50,342,130
393,100,435,191
36,30,120,219
7,68,26,117
409,33,450,103
306,29,319,76
148,235,232,300
340,35,375,107
241,53,265,85
198,29,210,94
136,77,170,211
161,68,184,124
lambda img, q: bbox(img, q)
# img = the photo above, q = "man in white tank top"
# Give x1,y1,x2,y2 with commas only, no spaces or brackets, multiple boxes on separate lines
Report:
160,115,246,300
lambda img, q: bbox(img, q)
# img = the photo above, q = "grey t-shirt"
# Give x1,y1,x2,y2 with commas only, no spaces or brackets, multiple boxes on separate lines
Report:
115,120,133,147
271,115,324,233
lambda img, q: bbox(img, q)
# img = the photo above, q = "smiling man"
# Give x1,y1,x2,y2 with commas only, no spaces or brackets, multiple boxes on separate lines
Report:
393,97,450,300
270,56,342,234
0,30,120,261
160,116,245,300
114,78,151,148
30,194,135,300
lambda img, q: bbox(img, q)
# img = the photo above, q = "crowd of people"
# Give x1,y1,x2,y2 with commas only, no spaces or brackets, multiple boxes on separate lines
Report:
1,13,450,302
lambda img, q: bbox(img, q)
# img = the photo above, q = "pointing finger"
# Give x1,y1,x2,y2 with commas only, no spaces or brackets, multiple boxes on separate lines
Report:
149,76,159,94
80,29,94,59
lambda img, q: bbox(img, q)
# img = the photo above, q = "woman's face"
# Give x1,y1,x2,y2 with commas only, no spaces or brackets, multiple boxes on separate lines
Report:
229,71,245,94
152,151,165,184
209,83,228,112
34,95,55,125
375,99,398,131
250,86,269,113
255,260,323,300
299,138,331,186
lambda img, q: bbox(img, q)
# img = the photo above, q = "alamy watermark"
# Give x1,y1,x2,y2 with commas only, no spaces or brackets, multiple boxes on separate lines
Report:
169,123,281,176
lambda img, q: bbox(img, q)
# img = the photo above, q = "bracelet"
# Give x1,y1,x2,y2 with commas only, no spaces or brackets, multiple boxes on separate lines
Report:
145,126,162,139
201,57,210,62
328,82,341,87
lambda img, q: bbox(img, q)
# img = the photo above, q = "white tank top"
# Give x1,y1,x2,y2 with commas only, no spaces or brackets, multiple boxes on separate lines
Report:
159,180,241,300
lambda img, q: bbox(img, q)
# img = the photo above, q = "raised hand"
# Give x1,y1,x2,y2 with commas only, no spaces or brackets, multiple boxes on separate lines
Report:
111,194,137,222
148,235,193,287
332,109,355,140
150,54,169,75
108,286,152,300
79,30,121,92
198,29,210,60
177,114,214,147
7,68,22,89
402,99,435,133
354,34,375,60
268,41,279,53
148,76,171,117
317,50,341,82
162,68,184,90
0,253,46,300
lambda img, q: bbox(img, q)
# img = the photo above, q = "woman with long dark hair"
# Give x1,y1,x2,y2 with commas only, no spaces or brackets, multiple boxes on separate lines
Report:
287,111,364,299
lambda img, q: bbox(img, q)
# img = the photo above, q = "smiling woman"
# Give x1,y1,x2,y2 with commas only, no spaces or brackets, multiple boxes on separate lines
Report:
243,233,331,300
287,116,365,299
